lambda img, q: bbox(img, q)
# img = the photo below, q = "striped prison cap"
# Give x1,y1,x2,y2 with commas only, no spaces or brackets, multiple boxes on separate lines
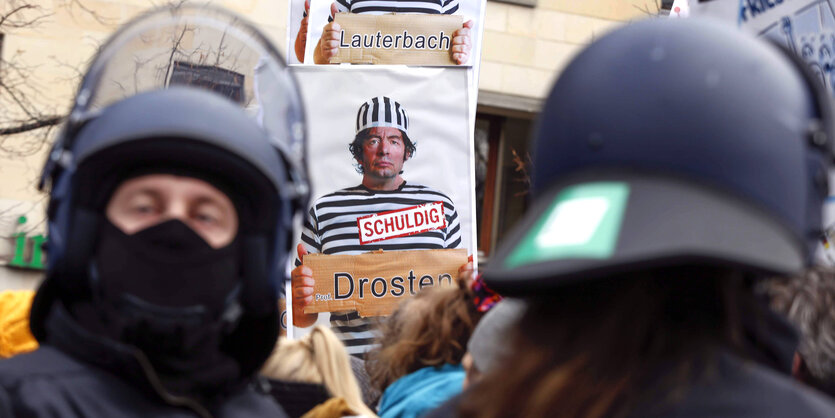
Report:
356,96,409,135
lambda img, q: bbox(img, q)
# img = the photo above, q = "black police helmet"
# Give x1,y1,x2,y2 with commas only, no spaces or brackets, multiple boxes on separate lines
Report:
32,4,309,379
484,18,833,295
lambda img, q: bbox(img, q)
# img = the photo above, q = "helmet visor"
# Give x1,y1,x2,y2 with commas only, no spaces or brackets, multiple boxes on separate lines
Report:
69,4,306,174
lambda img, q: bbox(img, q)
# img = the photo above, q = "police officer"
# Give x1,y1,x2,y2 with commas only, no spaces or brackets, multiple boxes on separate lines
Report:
453,18,835,418
0,5,308,417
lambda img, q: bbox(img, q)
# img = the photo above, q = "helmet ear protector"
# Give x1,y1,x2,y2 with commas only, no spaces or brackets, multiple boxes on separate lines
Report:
774,40,835,265
788,42,835,263
37,117,98,305
774,40,835,165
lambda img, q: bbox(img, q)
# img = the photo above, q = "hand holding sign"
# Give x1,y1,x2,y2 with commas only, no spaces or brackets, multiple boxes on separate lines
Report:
452,20,473,65
314,3,342,64
291,243,318,327
459,253,474,283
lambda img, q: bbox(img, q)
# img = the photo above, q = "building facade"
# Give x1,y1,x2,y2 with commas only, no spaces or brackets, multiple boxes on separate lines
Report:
474,0,658,259
0,0,657,288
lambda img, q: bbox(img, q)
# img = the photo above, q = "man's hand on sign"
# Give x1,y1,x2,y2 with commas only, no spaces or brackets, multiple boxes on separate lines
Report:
294,0,310,62
291,243,319,327
452,20,473,65
459,254,474,284
314,3,342,64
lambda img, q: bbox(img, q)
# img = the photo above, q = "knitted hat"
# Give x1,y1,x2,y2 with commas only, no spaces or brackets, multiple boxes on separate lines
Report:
356,96,409,135
467,299,526,373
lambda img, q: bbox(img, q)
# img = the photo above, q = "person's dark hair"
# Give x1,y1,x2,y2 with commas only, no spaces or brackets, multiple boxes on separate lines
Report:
365,279,482,392
348,128,416,174
459,266,754,418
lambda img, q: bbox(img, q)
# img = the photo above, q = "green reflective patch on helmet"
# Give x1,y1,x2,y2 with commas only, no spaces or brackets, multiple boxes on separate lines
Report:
504,182,629,269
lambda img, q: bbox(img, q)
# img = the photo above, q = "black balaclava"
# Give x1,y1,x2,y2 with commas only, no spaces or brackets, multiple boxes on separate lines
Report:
90,218,242,399
78,170,252,401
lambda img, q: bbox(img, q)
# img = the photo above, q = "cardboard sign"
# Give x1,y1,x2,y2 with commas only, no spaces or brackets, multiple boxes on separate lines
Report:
331,13,463,65
357,201,446,245
303,248,467,317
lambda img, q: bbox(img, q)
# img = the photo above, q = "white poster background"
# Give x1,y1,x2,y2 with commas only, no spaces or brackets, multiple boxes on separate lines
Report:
288,66,472,336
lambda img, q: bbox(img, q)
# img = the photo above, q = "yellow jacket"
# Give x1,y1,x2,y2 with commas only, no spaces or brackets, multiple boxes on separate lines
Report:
0,290,38,358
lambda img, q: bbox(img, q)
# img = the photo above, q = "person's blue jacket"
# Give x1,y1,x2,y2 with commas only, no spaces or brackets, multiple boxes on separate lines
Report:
378,364,463,418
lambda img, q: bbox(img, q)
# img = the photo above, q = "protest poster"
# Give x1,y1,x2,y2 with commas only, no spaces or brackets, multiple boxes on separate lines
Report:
286,66,474,342
330,14,464,65
694,0,831,34
693,0,835,79
302,249,468,317
283,0,484,350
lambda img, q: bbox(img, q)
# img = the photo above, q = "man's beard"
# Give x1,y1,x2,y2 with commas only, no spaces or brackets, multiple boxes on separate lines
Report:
363,159,404,178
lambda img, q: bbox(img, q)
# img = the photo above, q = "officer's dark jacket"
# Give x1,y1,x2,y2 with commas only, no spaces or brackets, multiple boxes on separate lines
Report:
628,349,835,418
429,348,835,418
0,303,286,418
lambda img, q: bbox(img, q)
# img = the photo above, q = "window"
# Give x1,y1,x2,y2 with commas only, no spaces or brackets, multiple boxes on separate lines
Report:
168,61,245,104
489,0,536,9
474,91,540,263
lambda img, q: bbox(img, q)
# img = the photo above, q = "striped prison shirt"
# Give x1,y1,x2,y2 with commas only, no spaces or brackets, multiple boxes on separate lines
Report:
332,0,460,17
296,182,462,356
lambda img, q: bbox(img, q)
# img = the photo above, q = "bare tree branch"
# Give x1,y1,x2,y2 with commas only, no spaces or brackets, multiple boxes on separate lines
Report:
0,1,92,157
0,3,52,29
0,117,63,135
163,26,191,86
61,0,118,26
0,0,239,158
510,149,531,197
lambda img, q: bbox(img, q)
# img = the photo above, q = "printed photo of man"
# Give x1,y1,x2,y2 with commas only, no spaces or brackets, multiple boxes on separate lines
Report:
291,96,468,356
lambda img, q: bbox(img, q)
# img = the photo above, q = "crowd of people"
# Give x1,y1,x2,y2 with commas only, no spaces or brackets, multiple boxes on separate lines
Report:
0,4,835,418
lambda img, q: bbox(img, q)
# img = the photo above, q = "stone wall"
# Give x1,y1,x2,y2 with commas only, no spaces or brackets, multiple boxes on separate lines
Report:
479,0,653,99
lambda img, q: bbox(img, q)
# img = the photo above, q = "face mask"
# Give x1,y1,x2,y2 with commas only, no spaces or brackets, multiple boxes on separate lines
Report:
94,218,239,312
90,218,243,397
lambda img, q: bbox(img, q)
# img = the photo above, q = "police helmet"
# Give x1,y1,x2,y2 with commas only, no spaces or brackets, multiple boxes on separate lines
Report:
484,18,834,294
31,4,309,377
